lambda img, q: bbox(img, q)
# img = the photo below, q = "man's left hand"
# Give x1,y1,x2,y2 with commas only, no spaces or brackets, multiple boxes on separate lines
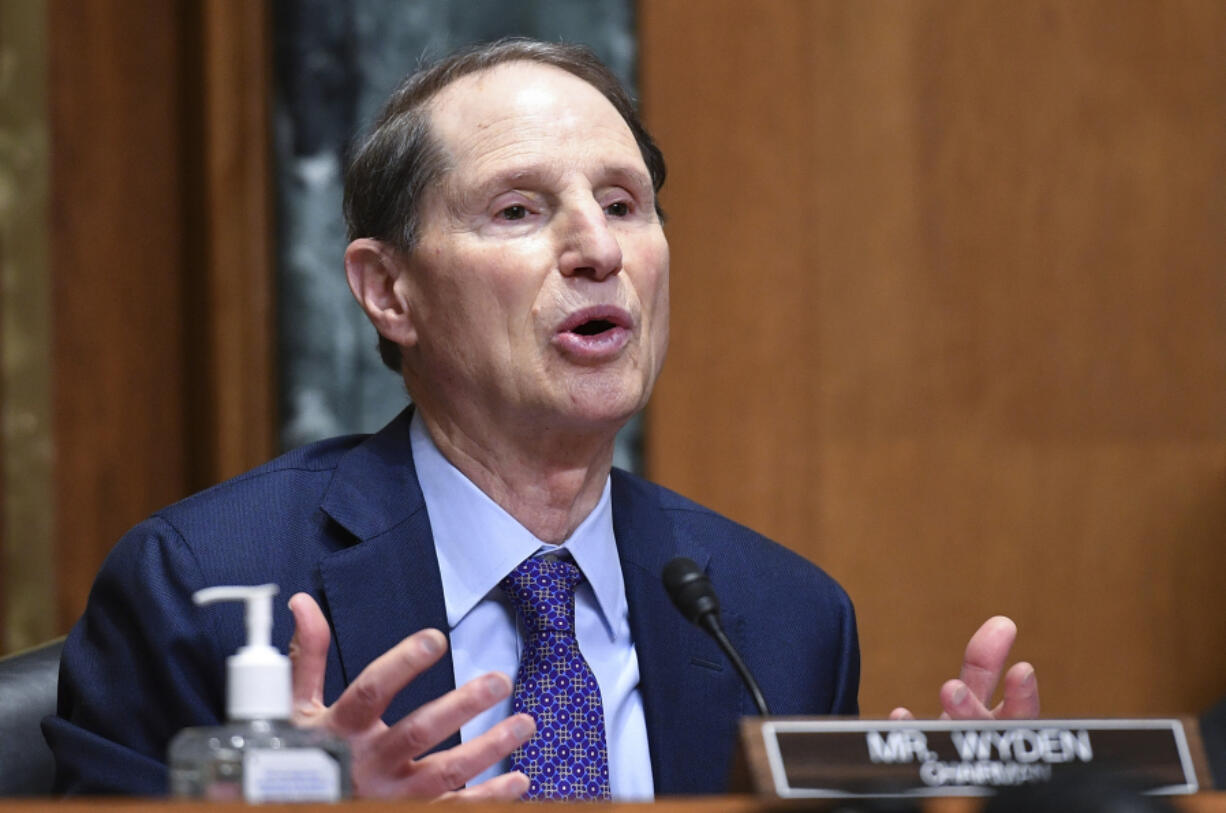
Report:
889,615,1039,721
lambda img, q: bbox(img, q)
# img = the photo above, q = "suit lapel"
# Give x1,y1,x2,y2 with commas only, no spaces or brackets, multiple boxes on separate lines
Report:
612,472,744,795
316,408,459,745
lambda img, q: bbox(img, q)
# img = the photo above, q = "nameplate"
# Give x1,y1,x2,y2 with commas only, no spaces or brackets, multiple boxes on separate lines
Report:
743,718,1200,798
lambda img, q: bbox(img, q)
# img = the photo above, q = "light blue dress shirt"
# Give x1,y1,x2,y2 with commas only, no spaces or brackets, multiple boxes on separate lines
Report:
409,412,655,799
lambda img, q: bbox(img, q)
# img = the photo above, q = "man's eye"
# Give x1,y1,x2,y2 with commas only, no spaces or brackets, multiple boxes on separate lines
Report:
498,205,528,221
605,201,630,217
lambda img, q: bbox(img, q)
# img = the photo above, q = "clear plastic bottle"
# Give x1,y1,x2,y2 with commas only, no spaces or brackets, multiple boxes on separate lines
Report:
168,584,352,802
170,718,350,801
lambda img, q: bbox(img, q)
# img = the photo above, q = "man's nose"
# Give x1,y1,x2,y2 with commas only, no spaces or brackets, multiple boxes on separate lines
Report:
557,203,623,280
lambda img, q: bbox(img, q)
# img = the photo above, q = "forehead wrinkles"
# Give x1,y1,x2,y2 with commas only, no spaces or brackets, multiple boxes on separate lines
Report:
425,63,644,192
428,62,588,134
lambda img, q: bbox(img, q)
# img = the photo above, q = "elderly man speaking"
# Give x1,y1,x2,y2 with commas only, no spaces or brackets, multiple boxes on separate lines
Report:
46,39,1038,800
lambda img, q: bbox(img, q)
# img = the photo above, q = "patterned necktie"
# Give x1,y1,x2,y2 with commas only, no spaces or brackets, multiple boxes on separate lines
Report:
500,556,612,800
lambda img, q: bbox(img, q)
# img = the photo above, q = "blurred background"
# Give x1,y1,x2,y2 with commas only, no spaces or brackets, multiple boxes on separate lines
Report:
1,0,1224,721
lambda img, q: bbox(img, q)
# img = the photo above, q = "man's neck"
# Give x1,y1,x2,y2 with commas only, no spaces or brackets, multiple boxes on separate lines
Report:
417,408,618,544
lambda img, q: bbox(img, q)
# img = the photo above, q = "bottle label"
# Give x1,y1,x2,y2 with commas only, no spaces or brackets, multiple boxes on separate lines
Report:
243,748,343,802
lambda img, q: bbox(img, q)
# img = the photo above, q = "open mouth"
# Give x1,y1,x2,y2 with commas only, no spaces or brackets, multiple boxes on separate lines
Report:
557,307,631,336
570,319,617,336
554,307,632,360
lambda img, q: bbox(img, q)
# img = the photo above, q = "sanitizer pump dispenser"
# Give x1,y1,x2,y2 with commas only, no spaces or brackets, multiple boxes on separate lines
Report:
168,584,351,801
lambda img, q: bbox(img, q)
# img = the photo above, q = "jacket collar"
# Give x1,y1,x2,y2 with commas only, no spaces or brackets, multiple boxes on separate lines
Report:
315,407,459,742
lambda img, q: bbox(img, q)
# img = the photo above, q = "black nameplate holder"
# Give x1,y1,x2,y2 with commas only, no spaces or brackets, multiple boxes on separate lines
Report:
739,718,1202,798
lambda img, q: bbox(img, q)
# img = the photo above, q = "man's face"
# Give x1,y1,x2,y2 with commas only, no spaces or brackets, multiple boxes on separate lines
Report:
400,62,670,438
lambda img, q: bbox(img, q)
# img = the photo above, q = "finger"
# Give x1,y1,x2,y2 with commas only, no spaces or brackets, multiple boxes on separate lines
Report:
376,713,535,798
367,672,514,773
888,707,915,721
330,628,448,737
437,771,530,802
940,678,995,720
288,593,331,714
957,616,1017,706
996,661,1039,719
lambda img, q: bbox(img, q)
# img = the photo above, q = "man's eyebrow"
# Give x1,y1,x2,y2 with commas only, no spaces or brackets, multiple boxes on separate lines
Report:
451,162,653,214
447,166,550,215
598,163,654,193
475,166,563,196
444,167,540,217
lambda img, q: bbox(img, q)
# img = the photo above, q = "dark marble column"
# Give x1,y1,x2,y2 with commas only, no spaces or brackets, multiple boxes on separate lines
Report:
273,0,641,469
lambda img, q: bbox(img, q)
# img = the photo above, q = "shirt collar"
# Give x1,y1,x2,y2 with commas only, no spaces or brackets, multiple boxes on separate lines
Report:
410,411,626,639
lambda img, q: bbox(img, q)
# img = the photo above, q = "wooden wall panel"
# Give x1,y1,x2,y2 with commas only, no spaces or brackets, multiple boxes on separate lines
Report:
49,0,274,632
641,0,1226,716
50,0,192,630
197,0,276,485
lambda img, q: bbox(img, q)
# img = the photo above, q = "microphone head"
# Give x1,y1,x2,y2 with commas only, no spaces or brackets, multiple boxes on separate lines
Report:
662,556,720,625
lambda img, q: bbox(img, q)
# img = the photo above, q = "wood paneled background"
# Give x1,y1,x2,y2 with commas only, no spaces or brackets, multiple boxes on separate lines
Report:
10,0,1226,725
641,0,1226,717
45,0,275,634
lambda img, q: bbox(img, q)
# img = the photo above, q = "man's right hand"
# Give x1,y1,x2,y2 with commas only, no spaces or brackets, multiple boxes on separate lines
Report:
287,592,535,799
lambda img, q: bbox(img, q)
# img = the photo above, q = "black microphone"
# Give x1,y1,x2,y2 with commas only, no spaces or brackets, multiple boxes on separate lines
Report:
662,557,772,716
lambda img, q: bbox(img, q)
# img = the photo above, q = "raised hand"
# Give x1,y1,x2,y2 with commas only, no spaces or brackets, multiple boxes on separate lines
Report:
287,592,535,798
890,616,1039,721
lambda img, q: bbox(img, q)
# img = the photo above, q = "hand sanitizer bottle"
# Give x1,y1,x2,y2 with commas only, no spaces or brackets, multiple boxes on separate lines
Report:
168,584,352,801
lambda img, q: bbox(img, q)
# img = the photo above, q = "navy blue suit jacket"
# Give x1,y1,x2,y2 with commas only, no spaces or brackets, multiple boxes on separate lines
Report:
44,408,859,796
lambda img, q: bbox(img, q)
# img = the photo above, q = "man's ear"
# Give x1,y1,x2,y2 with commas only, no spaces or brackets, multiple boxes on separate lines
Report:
344,238,418,348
